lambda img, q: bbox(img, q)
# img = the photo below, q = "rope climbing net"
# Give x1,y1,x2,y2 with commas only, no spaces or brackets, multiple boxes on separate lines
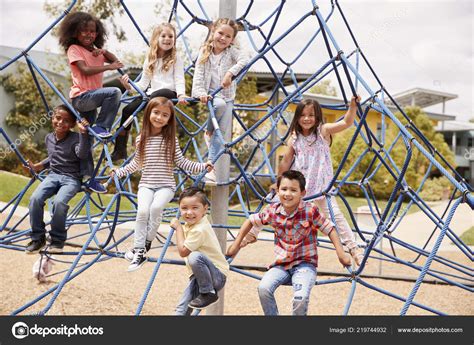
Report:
0,0,472,316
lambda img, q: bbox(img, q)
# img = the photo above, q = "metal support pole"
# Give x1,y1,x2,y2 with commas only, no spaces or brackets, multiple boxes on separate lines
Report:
208,0,237,316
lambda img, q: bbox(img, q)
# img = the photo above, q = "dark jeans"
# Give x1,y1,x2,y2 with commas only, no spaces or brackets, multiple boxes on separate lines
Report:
29,173,81,242
120,88,177,130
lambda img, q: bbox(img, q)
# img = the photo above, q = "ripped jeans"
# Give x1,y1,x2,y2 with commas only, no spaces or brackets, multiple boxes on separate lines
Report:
258,262,317,316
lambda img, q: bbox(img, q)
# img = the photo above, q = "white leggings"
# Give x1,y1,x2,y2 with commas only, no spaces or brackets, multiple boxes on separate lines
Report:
134,187,174,249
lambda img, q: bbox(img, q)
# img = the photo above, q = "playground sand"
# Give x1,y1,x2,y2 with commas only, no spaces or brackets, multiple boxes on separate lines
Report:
1,217,472,316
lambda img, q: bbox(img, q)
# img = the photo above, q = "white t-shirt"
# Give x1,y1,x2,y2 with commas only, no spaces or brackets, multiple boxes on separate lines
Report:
208,52,224,91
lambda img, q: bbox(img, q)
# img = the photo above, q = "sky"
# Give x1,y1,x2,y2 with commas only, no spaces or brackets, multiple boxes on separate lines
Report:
1,0,472,121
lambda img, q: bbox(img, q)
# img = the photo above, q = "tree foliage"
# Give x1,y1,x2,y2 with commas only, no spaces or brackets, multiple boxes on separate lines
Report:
0,64,59,175
309,79,337,96
331,106,455,200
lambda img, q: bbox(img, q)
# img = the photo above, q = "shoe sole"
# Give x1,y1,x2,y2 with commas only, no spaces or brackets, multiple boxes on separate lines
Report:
25,244,46,255
127,258,147,272
48,247,64,254
188,298,219,310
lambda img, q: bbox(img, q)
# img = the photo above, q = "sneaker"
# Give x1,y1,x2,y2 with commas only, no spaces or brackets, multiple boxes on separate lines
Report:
145,240,152,252
124,241,151,261
25,238,46,254
188,292,219,310
204,132,211,148
204,171,217,186
90,126,112,139
124,248,135,261
48,240,64,254
127,248,147,272
86,179,107,194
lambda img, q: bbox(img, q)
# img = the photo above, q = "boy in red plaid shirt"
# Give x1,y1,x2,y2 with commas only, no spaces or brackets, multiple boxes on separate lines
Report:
227,170,351,315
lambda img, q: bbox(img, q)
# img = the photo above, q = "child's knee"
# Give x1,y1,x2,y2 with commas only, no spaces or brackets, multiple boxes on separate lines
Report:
257,282,273,298
187,251,203,266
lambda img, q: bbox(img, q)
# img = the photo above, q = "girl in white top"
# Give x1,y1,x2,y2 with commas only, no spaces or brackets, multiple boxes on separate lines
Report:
111,97,213,271
112,23,187,162
192,18,249,183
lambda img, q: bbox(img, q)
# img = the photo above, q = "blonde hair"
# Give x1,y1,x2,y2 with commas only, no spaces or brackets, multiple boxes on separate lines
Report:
145,23,177,76
198,18,239,64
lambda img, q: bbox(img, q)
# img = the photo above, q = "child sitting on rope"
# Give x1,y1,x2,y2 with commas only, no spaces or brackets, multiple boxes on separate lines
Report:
110,98,213,272
111,22,188,163
192,18,250,184
58,11,124,193
246,96,365,266
227,170,351,316
24,105,90,254
170,187,229,314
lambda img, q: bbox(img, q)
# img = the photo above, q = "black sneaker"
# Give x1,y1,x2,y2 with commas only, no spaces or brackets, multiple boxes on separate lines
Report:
25,238,46,254
145,240,152,252
127,248,147,272
48,240,64,253
188,293,219,309
86,179,107,194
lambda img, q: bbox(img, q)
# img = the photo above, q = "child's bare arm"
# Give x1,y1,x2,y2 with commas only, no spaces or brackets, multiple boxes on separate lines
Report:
226,219,253,257
73,60,124,76
328,228,351,267
24,160,44,174
170,218,191,258
322,95,361,137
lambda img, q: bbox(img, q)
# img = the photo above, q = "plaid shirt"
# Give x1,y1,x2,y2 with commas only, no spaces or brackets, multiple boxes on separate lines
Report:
191,45,250,101
249,201,334,270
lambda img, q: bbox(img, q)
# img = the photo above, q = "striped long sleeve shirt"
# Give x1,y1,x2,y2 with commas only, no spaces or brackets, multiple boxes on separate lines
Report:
115,135,206,190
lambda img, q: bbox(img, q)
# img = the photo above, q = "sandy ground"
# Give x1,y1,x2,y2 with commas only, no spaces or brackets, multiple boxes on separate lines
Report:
1,213,472,316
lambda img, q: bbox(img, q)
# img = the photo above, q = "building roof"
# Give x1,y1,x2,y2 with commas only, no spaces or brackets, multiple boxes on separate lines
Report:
386,87,458,108
437,120,474,132
0,45,68,79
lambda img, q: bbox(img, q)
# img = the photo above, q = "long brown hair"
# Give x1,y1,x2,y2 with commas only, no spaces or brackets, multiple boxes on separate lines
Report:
138,97,176,166
145,23,177,76
198,18,239,64
289,99,332,144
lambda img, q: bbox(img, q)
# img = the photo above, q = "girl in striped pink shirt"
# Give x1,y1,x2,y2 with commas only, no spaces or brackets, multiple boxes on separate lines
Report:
110,97,213,271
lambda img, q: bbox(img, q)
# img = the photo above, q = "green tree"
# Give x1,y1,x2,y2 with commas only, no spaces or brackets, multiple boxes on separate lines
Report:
309,79,337,96
0,64,59,175
330,106,455,199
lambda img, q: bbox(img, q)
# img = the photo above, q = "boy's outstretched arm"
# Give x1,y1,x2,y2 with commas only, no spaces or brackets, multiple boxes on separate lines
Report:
226,219,253,257
328,228,352,267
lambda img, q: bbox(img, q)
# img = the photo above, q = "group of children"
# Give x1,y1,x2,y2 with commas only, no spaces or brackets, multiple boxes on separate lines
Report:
23,11,364,315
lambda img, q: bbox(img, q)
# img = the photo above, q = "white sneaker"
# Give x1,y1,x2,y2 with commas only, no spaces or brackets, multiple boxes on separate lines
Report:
124,248,135,261
204,171,217,186
127,248,147,272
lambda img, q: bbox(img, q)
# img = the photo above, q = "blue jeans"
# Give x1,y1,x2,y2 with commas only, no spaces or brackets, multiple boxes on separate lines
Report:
207,98,234,162
258,262,317,316
71,87,121,130
29,173,81,242
175,252,227,315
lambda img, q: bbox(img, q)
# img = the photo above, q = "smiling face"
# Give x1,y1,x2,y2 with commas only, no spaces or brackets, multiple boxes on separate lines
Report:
277,177,305,213
76,20,97,49
212,23,235,54
298,105,317,136
179,196,208,226
52,108,75,137
158,26,175,53
149,104,172,134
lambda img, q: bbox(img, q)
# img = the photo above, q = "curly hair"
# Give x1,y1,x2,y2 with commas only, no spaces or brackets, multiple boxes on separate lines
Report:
58,11,107,51
198,18,239,64
145,23,177,76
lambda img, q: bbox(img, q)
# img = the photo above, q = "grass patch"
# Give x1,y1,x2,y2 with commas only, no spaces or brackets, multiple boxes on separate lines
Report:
0,170,421,226
460,226,474,246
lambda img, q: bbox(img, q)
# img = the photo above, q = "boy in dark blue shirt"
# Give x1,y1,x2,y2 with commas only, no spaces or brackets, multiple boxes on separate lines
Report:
25,105,90,254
